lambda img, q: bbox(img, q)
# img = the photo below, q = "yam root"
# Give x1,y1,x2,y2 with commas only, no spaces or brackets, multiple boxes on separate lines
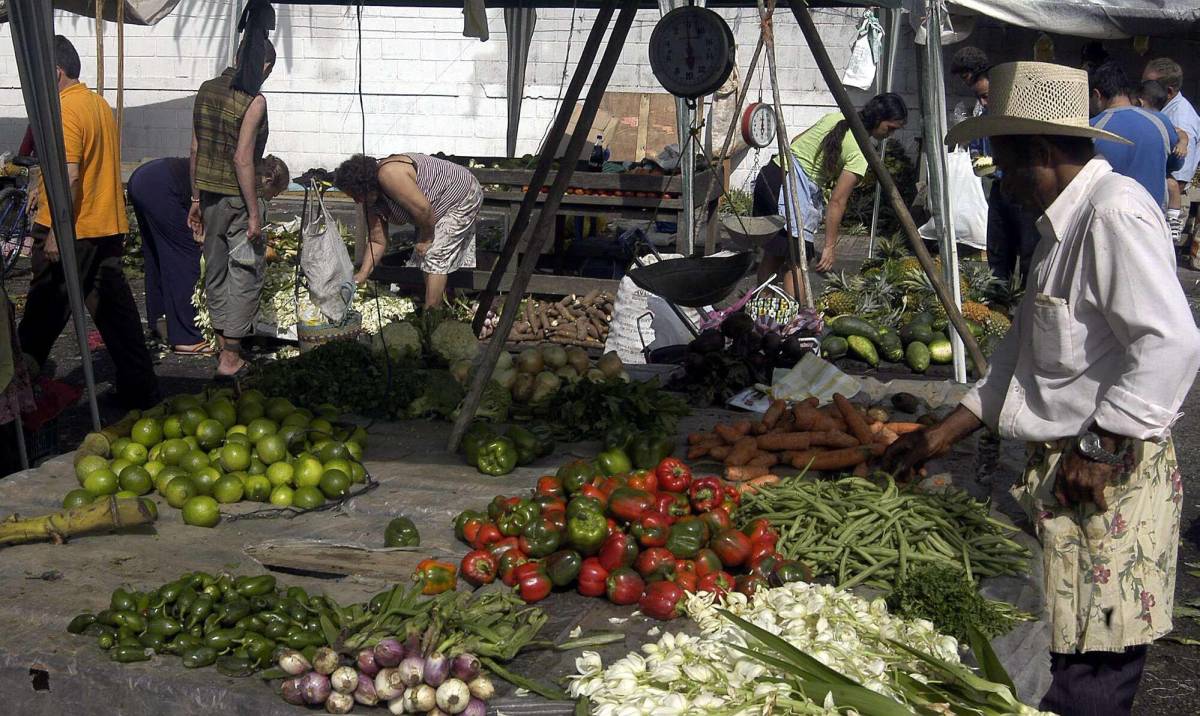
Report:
688,432,718,445
884,422,925,435
755,433,811,452
875,428,900,446
808,430,860,449
734,474,782,494
762,400,788,430
687,444,712,460
725,437,759,467
747,453,779,468
834,393,874,446
709,446,731,462
724,465,772,482
793,406,841,432
714,422,749,444
790,444,885,471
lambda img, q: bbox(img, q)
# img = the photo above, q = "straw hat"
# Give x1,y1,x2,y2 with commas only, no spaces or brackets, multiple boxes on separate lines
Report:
945,61,1131,147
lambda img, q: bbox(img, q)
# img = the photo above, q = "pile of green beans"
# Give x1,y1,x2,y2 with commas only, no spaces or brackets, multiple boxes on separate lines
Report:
66,572,332,673
734,476,1030,591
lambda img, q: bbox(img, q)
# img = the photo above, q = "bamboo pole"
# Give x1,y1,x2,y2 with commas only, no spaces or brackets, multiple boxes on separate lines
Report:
787,0,988,374
95,0,105,94
0,497,157,547
451,1,638,452
116,0,125,143
470,1,618,336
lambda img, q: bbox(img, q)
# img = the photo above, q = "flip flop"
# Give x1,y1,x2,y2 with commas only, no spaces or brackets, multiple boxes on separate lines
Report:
173,342,216,355
213,361,253,383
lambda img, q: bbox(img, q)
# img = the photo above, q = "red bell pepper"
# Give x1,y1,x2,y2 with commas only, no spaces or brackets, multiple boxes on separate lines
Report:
499,550,530,587
487,536,521,560
598,532,640,572
698,570,735,597
735,573,768,597
625,469,658,493
595,474,627,498
536,475,565,498
654,492,690,523
460,550,499,587
515,561,552,603
470,523,502,551
577,557,609,598
699,507,732,536
631,512,670,548
543,505,567,532
723,486,742,506
413,559,458,595
743,518,779,550
710,528,754,569
579,484,608,510
673,559,698,592
689,476,725,513
655,457,692,494
606,517,621,538
694,549,724,578
605,567,645,606
534,493,567,513
748,544,782,572
607,486,655,523
634,547,677,582
639,580,686,620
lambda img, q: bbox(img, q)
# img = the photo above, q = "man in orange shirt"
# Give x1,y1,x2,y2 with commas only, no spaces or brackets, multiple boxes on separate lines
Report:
18,36,159,409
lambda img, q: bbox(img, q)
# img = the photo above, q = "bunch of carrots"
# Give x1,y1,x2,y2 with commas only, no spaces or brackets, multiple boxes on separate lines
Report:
688,394,924,484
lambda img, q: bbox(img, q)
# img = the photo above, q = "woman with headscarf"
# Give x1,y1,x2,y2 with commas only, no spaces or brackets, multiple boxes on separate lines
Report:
334,153,483,308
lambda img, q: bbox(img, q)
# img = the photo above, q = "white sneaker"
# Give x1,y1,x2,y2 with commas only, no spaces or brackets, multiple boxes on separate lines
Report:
1170,215,1186,246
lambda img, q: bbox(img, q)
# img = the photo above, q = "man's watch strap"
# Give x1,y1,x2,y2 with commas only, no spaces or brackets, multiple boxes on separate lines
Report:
1076,431,1125,466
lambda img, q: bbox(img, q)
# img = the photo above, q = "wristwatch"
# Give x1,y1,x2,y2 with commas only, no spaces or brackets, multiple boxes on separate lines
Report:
1076,432,1125,465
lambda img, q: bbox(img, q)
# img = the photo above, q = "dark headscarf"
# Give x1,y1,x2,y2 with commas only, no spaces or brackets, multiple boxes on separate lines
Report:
232,0,275,96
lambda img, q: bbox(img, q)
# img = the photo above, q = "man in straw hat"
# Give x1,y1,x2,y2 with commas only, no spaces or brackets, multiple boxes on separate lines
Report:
886,62,1200,715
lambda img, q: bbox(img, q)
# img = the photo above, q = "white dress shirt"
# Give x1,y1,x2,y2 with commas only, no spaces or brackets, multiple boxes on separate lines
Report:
962,158,1200,442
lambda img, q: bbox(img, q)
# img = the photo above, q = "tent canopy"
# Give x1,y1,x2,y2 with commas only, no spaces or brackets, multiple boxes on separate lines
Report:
0,1,182,25
947,0,1200,39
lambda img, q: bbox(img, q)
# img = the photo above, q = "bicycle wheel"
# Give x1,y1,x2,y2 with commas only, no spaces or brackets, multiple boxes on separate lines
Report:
0,186,28,274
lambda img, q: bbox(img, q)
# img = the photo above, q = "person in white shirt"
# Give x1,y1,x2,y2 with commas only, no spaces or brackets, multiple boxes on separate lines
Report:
887,62,1200,716
1142,57,1200,251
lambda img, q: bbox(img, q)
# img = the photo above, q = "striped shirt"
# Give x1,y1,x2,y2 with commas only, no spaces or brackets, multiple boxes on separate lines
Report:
192,68,269,196
373,153,479,225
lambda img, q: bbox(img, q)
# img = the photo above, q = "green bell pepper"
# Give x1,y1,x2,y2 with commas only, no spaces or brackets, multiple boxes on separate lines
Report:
506,425,546,466
454,510,487,541
566,507,607,555
384,516,421,547
595,447,633,476
557,459,600,495
497,499,540,536
567,495,603,520
544,549,583,587
603,424,635,452
520,516,563,558
462,423,496,466
629,432,675,470
665,518,708,559
475,436,518,476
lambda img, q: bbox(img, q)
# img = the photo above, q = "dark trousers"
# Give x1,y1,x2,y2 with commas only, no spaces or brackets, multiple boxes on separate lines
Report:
1039,646,1148,716
129,161,202,345
17,226,160,408
986,182,1040,286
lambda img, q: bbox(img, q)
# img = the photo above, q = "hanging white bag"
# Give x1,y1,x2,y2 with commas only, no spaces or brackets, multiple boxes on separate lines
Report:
918,149,988,250
842,11,883,90
300,182,356,323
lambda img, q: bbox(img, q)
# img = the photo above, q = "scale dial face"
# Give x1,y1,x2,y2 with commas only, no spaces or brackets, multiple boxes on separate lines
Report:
742,102,777,149
648,7,735,100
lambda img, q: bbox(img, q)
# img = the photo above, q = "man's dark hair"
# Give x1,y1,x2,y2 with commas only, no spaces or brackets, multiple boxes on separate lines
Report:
53,35,81,79
1080,41,1109,71
950,47,990,83
1005,135,1096,166
333,154,380,200
1088,61,1132,101
1139,80,1170,112
236,36,276,68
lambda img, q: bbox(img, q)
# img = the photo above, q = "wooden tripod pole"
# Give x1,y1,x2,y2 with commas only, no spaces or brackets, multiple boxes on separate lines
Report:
450,1,639,452
471,1,618,336
787,0,988,374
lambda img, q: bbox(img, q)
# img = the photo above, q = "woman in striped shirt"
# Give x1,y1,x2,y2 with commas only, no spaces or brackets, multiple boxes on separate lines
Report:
334,153,483,307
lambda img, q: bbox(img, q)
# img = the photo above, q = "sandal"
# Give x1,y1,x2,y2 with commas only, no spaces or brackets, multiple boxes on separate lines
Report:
173,342,216,355
213,360,253,383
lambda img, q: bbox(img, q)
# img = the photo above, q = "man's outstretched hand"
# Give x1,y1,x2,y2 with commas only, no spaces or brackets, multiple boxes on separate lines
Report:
882,406,984,481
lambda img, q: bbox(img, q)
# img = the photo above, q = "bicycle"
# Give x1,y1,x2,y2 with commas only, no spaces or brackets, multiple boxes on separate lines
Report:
0,154,37,277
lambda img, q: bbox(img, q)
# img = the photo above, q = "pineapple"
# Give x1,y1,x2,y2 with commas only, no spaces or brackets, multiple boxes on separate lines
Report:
820,271,861,315
960,260,1000,303
962,301,992,323
983,309,1012,338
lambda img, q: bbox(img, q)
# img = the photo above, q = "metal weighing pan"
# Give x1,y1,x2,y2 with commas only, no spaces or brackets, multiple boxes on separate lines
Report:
626,250,755,308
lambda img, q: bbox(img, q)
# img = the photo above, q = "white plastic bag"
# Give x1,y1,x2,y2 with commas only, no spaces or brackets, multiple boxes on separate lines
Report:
842,11,883,90
300,184,356,323
918,150,988,250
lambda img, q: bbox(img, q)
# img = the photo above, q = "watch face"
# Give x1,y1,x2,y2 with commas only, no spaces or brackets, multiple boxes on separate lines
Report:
745,104,777,148
648,7,734,99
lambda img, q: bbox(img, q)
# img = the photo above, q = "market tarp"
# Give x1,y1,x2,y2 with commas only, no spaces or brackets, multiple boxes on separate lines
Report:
945,0,1200,39
0,0,182,25
505,5,537,158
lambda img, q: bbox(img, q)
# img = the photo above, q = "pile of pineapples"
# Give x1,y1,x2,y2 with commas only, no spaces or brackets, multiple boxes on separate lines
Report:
817,237,1018,354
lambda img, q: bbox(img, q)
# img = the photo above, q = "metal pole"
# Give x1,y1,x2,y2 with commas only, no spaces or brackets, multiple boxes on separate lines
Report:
471,1,618,336
868,7,901,255
9,0,103,431
921,0,966,382
788,0,987,373
659,0,695,255
451,1,639,452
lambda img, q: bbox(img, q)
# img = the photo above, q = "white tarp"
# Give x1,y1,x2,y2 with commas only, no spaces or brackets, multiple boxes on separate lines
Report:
0,0,182,26
946,0,1200,40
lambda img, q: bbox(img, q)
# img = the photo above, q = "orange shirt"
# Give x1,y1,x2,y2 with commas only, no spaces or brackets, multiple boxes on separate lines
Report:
34,82,129,238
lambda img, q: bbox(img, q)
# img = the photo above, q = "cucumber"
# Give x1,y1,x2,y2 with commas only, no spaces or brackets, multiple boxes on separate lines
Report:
928,336,953,364
910,311,934,327
905,341,931,373
899,322,934,346
966,321,984,338
820,335,849,360
830,315,883,346
847,335,879,367
879,332,903,363
932,317,949,333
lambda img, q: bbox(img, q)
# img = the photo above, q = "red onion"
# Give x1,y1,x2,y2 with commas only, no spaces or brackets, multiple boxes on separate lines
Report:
330,666,358,694
324,691,354,714
357,647,380,677
462,697,488,716
312,646,340,675
397,654,425,686
402,633,421,657
374,668,405,701
354,673,379,706
280,676,306,705
423,651,450,687
450,653,481,682
373,636,405,668
301,671,332,705
277,649,312,676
